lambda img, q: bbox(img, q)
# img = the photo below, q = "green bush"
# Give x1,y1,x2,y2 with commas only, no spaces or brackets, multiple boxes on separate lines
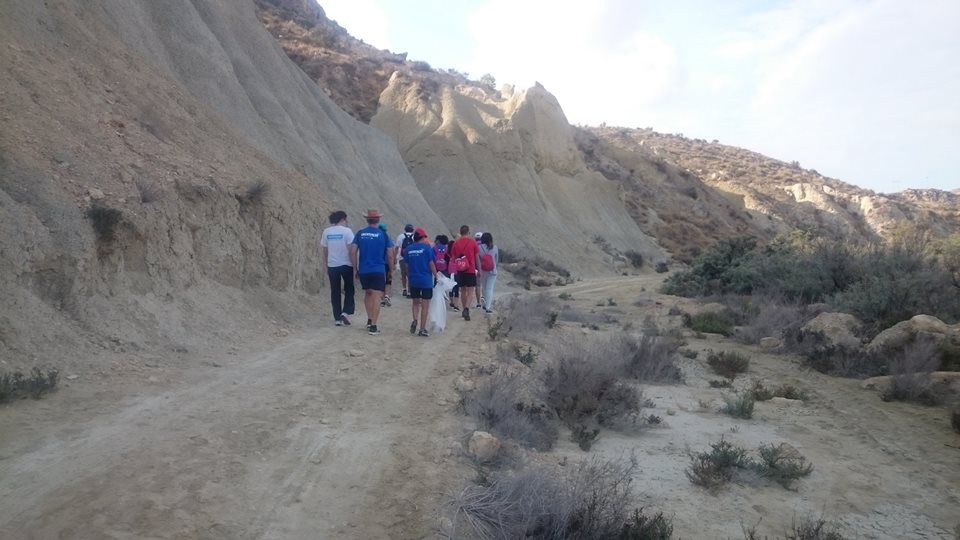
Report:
661,231,960,332
755,443,814,488
683,312,733,336
721,395,755,419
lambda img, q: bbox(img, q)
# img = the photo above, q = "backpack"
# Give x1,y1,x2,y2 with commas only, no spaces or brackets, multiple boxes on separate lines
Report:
480,252,495,272
401,232,415,252
434,244,448,272
451,255,469,273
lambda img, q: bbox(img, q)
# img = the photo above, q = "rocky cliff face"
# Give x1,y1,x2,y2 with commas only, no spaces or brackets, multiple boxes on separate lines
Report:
0,0,444,366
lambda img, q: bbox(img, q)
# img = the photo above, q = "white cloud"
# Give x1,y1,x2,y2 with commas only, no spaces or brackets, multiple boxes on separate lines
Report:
464,0,678,125
319,0,391,49
743,0,960,191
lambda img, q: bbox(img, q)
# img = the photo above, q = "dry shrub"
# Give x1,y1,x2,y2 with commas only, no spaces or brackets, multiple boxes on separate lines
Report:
683,312,733,336
86,205,122,242
952,407,960,434
726,295,813,345
707,350,750,378
462,373,559,451
542,337,641,429
785,516,846,539
881,342,948,406
495,293,561,343
619,334,683,383
0,368,60,403
446,455,655,540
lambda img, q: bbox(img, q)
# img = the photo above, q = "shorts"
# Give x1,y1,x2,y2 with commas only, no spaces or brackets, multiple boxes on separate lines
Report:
408,287,433,300
359,272,386,291
455,272,477,288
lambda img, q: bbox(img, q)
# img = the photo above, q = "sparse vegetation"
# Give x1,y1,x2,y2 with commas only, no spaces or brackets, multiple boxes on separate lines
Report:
136,180,162,204
571,423,600,451
514,344,538,366
683,312,733,336
880,342,947,406
662,231,960,333
686,438,814,491
709,379,733,389
558,292,574,301
721,395,755,419
446,456,654,539
461,373,558,451
755,443,814,489
86,205,122,242
655,261,669,273
0,368,60,403
952,407,960,433
685,438,750,490
707,350,750,378
243,180,270,204
624,250,644,269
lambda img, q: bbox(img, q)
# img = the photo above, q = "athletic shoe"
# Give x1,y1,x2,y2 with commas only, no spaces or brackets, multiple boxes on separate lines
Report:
340,314,351,326
410,320,418,334
476,303,482,309
381,296,392,307
463,308,471,321
335,320,343,326
366,319,372,331
368,324,380,335
484,309,493,314
450,304,460,312
402,289,409,297
418,329,430,337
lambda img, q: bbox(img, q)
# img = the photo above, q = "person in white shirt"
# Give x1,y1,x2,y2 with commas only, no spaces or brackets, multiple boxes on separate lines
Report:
320,210,355,326
395,223,416,297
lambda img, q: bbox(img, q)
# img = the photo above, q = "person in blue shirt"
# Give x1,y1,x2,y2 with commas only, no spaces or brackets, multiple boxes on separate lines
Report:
349,209,394,335
402,228,437,337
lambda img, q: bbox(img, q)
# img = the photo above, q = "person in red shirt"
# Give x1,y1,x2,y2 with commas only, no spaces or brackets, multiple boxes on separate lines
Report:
449,225,482,321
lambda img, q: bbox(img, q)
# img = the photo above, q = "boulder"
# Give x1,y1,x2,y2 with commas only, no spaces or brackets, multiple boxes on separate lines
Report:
800,312,863,350
759,337,781,350
867,315,956,354
454,375,475,393
467,431,501,461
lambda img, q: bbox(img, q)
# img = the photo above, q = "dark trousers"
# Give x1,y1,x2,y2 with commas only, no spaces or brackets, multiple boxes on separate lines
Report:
328,265,355,320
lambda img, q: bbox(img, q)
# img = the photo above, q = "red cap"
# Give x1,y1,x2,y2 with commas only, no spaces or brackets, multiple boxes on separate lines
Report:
414,227,427,239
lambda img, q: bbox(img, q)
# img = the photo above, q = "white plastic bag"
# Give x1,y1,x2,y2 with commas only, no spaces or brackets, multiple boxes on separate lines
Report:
429,274,457,332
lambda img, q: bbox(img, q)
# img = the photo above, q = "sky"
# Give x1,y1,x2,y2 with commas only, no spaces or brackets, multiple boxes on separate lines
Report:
317,0,959,193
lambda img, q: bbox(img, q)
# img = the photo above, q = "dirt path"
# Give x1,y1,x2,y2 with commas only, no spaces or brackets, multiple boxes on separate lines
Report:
0,293,487,539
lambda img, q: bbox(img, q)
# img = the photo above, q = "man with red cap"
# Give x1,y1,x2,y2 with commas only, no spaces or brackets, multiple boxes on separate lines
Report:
402,227,437,337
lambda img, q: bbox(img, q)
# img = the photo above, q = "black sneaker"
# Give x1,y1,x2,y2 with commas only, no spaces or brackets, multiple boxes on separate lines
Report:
340,314,352,326
484,309,493,314
450,304,460,312
402,289,409,297
476,303,482,309
366,319,372,331
368,324,380,335
410,320,418,334
418,329,430,337
463,308,471,321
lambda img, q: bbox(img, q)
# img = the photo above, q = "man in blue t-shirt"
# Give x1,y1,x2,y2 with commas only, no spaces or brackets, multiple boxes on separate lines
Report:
402,228,437,337
349,209,394,335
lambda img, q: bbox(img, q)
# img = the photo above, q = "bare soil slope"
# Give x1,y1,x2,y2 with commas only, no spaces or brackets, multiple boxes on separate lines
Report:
0,0,444,369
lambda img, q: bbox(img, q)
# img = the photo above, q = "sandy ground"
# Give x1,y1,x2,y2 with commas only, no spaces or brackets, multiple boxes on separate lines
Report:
0,287,488,539
2,275,958,539
529,278,960,540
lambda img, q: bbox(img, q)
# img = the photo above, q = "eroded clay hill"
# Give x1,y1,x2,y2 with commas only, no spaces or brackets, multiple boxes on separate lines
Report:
0,0,445,368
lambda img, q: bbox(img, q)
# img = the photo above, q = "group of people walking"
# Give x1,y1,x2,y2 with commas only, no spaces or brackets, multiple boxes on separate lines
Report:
320,209,500,336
